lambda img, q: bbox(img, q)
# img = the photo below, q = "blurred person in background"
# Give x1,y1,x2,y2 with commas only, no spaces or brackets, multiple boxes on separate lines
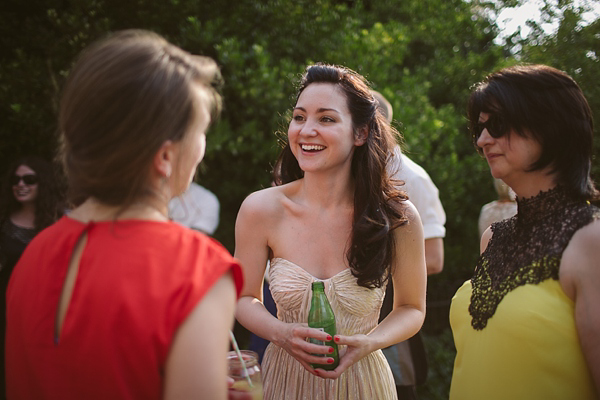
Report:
0,155,64,399
477,177,517,238
169,181,220,235
373,90,446,400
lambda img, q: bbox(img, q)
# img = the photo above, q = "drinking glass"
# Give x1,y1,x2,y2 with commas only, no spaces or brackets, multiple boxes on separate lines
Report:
227,350,263,400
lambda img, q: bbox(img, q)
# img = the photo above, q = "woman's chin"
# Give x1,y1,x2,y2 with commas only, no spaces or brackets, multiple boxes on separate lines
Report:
15,196,36,204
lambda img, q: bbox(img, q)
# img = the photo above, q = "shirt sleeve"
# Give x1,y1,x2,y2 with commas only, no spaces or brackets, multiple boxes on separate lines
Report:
388,152,446,240
405,176,446,240
388,150,446,239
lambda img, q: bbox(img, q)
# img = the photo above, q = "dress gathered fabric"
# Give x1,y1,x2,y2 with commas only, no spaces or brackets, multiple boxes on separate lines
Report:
262,258,397,400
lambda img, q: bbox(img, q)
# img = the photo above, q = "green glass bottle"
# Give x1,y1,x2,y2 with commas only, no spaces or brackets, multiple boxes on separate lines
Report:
307,281,339,370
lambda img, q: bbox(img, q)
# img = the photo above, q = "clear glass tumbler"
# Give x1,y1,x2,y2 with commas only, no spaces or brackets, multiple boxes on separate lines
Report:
227,350,263,400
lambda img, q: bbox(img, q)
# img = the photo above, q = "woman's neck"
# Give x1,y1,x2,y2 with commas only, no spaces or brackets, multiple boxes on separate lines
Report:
505,170,557,199
299,171,355,209
69,197,169,224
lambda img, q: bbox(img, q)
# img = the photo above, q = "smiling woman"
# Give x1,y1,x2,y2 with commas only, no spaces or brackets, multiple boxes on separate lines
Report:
234,63,427,400
0,156,63,270
288,83,361,174
0,155,64,398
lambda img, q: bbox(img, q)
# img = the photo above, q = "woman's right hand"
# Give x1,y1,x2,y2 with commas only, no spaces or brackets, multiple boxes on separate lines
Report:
273,322,336,375
227,377,252,400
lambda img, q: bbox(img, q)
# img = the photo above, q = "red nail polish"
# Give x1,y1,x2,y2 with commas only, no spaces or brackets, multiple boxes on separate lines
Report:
334,336,340,343
329,347,334,353
327,358,334,364
326,335,332,341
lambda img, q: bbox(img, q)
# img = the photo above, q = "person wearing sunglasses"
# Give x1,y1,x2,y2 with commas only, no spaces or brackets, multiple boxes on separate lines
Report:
0,156,63,263
0,155,64,398
450,65,600,399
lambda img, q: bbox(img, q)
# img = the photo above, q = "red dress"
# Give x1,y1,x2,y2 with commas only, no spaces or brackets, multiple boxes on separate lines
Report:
6,216,243,399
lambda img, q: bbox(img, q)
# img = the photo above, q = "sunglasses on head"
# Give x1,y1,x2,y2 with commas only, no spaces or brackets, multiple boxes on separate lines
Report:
473,114,509,141
10,174,38,185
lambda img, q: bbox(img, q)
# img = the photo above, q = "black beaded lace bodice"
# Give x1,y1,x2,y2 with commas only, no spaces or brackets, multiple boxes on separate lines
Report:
469,186,600,330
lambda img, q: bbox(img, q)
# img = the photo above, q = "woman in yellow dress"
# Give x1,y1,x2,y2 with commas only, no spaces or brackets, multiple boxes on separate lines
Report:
450,64,600,399
234,64,427,400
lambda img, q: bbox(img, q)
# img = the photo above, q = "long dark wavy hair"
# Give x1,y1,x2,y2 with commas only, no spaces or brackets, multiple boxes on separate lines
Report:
273,63,408,288
0,156,64,233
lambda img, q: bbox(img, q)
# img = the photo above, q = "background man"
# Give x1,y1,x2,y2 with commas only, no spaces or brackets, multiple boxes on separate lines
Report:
374,90,446,400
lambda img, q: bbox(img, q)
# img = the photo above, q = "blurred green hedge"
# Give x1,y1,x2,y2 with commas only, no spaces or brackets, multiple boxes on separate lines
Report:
1,2,598,397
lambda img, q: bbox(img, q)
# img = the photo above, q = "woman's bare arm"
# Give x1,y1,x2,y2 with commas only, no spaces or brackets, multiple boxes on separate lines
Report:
560,219,600,393
318,201,427,379
234,190,332,374
164,272,236,400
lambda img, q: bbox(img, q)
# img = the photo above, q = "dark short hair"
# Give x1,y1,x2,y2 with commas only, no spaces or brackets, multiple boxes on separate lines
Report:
468,64,597,200
59,30,222,207
273,63,407,288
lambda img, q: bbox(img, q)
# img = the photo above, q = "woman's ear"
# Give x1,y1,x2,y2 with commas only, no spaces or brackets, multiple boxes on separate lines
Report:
354,126,368,146
153,140,176,178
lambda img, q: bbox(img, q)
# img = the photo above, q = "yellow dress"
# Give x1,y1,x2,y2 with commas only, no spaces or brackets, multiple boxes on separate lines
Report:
450,279,597,400
261,258,397,400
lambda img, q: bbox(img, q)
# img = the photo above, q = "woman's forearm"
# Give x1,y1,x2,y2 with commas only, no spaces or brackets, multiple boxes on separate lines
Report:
367,305,425,351
235,295,285,344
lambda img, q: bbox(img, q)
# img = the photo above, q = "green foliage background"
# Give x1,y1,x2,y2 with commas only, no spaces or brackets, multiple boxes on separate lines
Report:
1,0,598,398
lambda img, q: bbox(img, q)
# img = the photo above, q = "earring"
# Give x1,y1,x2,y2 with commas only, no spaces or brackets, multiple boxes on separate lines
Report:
164,165,172,179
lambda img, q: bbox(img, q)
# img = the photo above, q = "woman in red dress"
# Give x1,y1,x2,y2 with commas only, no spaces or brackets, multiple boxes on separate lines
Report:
5,30,243,400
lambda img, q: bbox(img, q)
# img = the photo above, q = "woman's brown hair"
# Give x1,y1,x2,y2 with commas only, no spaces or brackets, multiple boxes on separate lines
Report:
59,30,222,208
274,63,408,289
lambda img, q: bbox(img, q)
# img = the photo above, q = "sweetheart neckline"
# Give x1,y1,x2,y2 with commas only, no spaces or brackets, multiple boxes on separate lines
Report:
270,257,351,281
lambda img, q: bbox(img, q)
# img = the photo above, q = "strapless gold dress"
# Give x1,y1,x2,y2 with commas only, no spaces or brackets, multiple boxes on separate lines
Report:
261,258,397,400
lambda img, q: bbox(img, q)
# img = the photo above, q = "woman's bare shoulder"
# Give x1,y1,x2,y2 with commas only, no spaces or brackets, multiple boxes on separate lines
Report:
394,199,424,240
238,182,300,221
560,218,600,298
563,219,600,266
400,199,422,227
